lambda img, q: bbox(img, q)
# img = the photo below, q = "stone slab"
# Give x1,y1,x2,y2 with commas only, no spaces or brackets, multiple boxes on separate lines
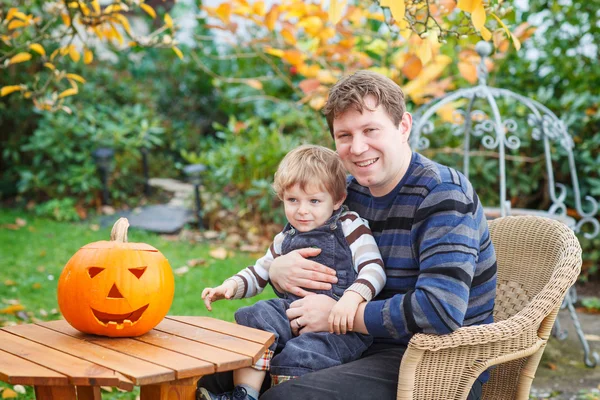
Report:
101,205,194,234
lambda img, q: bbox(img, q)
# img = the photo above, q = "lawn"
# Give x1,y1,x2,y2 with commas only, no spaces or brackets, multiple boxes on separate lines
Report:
0,208,275,399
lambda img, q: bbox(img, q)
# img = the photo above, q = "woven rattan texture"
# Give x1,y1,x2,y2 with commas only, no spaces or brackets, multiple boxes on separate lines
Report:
396,216,582,400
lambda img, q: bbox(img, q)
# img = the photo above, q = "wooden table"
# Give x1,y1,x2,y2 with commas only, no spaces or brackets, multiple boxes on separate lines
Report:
0,316,275,399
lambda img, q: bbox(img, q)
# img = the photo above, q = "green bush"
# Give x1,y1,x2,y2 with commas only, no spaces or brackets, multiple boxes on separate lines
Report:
182,105,330,227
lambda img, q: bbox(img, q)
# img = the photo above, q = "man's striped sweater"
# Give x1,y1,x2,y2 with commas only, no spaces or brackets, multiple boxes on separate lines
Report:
345,152,497,346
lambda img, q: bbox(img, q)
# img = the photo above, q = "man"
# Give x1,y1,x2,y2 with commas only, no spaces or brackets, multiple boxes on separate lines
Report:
199,70,497,399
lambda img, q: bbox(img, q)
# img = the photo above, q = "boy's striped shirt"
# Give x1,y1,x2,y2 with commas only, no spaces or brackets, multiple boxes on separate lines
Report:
226,210,386,301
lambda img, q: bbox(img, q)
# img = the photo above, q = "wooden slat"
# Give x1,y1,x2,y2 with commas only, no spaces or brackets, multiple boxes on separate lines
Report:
155,319,266,360
0,330,132,389
40,320,215,379
4,324,174,385
0,350,69,386
168,316,274,346
136,330,252,372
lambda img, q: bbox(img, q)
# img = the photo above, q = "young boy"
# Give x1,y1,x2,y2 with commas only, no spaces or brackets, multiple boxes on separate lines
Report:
197,145,385,400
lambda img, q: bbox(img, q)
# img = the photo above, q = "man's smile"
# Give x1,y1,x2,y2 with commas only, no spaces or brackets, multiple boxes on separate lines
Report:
355,158,379,167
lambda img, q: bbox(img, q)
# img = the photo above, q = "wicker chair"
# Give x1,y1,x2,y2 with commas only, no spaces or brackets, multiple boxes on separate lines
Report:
396,216,582,400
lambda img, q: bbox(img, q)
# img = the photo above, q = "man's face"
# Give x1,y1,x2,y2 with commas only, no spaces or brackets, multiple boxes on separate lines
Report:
333,96,412,197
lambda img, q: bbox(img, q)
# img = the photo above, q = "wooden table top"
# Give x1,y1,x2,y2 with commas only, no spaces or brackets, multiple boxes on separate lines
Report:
0,316,275,394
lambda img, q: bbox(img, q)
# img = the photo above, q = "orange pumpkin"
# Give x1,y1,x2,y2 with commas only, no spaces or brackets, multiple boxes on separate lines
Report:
57,218,175,337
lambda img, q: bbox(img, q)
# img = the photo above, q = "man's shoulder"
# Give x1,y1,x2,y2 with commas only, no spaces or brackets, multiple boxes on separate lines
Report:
412,153,474,198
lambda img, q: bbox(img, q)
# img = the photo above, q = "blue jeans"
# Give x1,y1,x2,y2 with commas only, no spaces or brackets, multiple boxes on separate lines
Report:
235,298,372,377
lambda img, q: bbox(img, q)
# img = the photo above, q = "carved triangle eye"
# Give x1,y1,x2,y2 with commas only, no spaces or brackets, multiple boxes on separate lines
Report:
129,267,147,279
88,267,105,278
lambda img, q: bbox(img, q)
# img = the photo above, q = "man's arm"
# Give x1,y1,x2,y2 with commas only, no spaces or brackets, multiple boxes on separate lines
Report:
363,182,479,340
269,248,338,297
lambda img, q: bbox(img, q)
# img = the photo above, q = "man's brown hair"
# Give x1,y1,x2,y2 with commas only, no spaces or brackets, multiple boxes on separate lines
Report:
272,145,346,204
323,70,406,137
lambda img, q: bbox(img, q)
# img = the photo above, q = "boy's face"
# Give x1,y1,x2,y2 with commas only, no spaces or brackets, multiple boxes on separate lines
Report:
283,184,345,232
333,95,412,197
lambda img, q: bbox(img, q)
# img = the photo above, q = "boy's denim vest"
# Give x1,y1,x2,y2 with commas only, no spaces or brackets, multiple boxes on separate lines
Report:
279,206,355,301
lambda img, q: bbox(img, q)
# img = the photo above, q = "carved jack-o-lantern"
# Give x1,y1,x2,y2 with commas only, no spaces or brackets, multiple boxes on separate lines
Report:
57,218,175,337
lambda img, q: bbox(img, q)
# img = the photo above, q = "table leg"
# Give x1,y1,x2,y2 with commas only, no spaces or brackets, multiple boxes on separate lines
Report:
77,386,102,400
140,377,200,400
34,385,77,399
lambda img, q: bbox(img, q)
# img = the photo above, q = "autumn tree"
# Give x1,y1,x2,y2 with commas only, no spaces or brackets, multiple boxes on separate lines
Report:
1,0,523,112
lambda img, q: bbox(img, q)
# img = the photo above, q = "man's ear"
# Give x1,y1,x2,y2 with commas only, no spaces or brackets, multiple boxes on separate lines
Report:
334,194,347,210
398,112,413,144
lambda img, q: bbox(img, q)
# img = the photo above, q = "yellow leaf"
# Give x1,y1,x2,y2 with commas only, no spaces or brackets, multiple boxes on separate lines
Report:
252,1,266,17
316,69,337,84
215,3,232,23
91,0,100,14
50,48,60,61
457,0,481,13
415,39,432,65
245,79,263,90
1,85,23,97
29,43,45,56
281,28,296,45
6,8,18,21
43,62,55,70
490,13,521,51
0,304,25,314
9,52,32,64
8,20,28,30
164,13,173,29
264,5,279,31
264,47,284,58
298,16,323,36
480,25,492,41
61,13,71,27
66,73,86,83
12,11,29,22
69,46,80,62
84,49,94,64
173,46,184,60
2,388,17,399
328,0,347,25
58,88,78,99
112,13,132,36
140,3,156,19
471,3,486,31
282,50,305,66
384,0,405,22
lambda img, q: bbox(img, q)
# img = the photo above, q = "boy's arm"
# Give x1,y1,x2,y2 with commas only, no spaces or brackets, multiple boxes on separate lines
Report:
340,212,386,301
226,232,285,299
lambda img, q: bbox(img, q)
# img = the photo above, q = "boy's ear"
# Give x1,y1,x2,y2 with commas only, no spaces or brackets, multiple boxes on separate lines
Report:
334,194,347,210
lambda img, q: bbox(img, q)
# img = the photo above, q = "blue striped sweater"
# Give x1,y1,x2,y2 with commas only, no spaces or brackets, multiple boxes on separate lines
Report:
345,152,497,346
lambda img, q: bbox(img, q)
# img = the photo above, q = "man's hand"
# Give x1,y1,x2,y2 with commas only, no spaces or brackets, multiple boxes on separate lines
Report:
269,248,338,297
328,291,364,335
201,280,237,311
287,294,337,336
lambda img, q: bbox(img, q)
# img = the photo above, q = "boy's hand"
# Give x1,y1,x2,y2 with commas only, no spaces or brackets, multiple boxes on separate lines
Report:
201,280,238,311
328,291,365,335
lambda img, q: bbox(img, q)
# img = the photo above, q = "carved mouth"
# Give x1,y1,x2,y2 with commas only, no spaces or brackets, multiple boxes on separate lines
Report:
91,304,149,328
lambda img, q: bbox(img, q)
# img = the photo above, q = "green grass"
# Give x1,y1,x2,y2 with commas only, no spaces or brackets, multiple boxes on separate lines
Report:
0,208,274,399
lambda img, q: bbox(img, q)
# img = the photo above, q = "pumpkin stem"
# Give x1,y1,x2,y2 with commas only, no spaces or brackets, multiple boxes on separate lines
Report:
110,218,129,243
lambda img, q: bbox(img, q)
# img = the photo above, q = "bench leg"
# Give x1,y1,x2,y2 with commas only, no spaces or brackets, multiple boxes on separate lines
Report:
77,386,102,400
140,377,199,400
35,385,77,399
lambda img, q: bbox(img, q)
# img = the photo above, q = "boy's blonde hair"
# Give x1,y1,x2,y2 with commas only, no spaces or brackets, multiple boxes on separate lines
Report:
273,145,346,204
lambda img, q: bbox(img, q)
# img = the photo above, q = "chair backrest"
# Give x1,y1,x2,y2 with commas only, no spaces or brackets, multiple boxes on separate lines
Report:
482,216,582,399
